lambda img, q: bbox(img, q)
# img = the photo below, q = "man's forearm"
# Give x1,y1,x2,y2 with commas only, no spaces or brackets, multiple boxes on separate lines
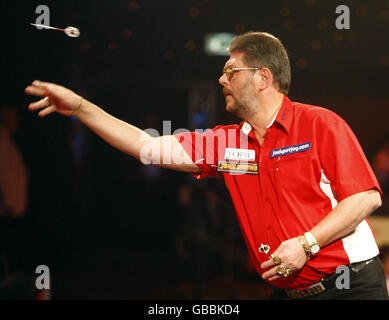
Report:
73,99,151,161
309,189,381,248
25,80,201,172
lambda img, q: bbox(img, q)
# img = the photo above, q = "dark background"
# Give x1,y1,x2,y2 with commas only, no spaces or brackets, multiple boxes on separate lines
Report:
1,0,388,299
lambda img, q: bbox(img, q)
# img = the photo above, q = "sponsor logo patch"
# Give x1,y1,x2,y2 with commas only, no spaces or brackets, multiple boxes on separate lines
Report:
217,161,259,175
224,148,256,161
270,142,311,158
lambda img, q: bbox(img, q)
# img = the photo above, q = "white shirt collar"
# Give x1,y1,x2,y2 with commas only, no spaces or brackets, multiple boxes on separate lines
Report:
241,110,280,136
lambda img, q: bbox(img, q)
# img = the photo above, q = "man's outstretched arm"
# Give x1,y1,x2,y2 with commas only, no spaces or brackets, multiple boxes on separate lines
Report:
25,80,200,173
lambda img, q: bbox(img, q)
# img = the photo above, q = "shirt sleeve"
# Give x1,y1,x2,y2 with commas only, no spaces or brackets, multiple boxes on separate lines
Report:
317,114,382,202
174,126,225,180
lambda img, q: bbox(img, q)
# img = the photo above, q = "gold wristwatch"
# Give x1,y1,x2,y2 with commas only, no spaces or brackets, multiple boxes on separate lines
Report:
304,232,320,255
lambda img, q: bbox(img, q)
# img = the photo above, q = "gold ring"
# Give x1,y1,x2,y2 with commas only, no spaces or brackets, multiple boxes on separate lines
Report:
276,264,286,276
283,268,291,277
272,256,282,265
276,264,292,277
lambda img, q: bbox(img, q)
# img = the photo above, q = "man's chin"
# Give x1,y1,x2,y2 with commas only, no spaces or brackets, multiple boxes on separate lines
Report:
225,103,233,112
225,96,233,108
225,103,240,117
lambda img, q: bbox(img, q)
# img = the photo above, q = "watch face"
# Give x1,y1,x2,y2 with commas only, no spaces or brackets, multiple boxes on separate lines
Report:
311,244,320,254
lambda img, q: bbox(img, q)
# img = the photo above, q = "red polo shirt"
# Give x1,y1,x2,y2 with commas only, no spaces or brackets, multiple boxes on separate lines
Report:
174,96,382,289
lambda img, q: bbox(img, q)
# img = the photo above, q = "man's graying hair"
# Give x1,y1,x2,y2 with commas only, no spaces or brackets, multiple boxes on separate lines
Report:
229,31,291,95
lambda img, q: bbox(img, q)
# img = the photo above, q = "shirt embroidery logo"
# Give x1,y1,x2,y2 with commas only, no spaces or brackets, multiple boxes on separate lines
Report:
217,161,259,175
280,106,289,121
224,148,256,161
270,142,311,158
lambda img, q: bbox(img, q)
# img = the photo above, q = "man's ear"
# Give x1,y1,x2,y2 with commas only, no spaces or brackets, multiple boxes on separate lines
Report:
256,67,274,91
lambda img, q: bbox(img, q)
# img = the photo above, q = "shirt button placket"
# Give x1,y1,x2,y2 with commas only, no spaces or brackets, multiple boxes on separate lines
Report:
275,157,280,171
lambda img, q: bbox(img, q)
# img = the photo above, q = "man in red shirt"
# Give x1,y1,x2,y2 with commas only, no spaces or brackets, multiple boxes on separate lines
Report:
25,31,388,299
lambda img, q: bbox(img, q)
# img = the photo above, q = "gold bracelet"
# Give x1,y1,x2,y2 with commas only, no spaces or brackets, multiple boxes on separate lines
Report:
72,97,83,115
298,235,311,260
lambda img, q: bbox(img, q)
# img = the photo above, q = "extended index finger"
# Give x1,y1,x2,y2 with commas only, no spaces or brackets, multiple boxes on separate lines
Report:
24,80,52,97
25,86,47,97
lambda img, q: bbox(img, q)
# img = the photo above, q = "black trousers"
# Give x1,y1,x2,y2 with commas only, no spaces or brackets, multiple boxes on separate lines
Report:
269,256,389,300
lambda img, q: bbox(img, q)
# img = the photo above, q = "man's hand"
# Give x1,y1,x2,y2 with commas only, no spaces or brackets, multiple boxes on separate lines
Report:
25,80,83,117
260,237,308,282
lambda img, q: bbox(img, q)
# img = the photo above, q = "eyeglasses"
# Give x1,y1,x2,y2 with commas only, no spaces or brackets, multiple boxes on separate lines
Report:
221,67,259,81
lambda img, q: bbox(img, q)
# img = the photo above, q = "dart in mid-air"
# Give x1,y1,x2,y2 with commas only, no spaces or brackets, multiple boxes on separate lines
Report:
30,23,80,38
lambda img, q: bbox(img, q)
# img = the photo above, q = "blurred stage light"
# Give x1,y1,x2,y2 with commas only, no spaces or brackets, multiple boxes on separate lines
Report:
280,6,291,17
345,32,358,43
317,18,329,30
332,32,343,43
296,58,308,69
305,0,317,9
189,7,200,18
128,1,139,12
185,40,196,51
122,29,133,40
234,24,246,33
282,20,294,30
204,33,236,56
380,9,389,20
164,50,175,61
311,40,322,51
381,55,389,66
355,7,367,17
108,41,118,51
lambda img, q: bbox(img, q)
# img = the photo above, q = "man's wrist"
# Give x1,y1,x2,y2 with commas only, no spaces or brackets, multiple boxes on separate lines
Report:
304,232,321,255
298,235,311,260
72,97,84,116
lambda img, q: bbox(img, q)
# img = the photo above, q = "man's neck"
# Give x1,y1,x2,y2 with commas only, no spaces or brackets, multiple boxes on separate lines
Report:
247,92,284,143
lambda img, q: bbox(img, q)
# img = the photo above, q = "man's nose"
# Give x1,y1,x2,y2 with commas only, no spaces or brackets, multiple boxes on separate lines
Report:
219,73,228,87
